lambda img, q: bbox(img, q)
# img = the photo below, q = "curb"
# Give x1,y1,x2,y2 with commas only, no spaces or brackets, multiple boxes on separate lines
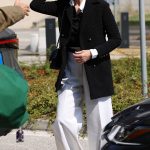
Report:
23,119,52,131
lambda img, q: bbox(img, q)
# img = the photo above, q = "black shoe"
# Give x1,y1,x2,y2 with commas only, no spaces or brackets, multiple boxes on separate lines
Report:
16,129,24,142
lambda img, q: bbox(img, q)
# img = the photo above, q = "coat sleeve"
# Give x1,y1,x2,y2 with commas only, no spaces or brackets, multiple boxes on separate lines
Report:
95,2,122,57
0,6,24,32
30,0,58,17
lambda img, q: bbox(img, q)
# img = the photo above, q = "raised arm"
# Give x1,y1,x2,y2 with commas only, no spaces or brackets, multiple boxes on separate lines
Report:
30,0,58,17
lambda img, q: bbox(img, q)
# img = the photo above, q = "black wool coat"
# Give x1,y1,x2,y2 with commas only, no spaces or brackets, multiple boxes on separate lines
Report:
30,0,122,99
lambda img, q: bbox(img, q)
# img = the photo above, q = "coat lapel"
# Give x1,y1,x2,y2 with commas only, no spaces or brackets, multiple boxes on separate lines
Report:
66,5,73,25
65,0,100,24
80,0,101,28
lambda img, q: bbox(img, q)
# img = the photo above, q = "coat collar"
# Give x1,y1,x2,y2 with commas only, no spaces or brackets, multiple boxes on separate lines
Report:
69,0,86,12
65,0,100,24
65,5,73,25
87,0,101,4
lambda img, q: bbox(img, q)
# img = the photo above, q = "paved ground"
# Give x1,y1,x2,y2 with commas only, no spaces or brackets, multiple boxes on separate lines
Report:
0,130,88,150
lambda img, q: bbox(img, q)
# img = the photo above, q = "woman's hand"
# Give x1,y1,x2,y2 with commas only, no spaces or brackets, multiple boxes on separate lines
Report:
73,50,92,64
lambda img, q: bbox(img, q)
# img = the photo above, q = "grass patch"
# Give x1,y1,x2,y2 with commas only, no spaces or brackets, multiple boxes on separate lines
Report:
116,13,150,26
112,58,143,113
129,13,150,22
22,64,58,124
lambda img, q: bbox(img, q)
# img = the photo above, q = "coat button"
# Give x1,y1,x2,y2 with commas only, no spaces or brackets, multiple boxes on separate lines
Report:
93,64,96,67
61,34,65,37
88,37,92,41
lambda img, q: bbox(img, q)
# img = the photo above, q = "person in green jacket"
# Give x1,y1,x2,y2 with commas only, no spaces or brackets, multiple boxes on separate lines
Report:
0,0,30,32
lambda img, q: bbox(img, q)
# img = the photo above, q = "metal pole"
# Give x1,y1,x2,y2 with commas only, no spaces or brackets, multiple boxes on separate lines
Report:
113,0,116,19
139,0,148,98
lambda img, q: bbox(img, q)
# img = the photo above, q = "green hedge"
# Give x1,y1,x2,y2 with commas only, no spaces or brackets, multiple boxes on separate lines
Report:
112,58,143,113
23,57,150,124
129,20,150,26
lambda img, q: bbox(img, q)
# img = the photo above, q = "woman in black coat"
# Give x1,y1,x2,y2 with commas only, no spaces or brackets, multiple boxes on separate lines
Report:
30,0,121,150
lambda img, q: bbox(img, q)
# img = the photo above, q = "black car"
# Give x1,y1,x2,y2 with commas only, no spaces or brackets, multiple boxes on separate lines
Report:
102,99,150,150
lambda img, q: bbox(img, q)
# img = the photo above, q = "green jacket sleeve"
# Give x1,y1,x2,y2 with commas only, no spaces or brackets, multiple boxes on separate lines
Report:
0,6,24,32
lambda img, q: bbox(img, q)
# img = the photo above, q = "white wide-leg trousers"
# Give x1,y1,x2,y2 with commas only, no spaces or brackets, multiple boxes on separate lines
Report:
52,53,113,150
